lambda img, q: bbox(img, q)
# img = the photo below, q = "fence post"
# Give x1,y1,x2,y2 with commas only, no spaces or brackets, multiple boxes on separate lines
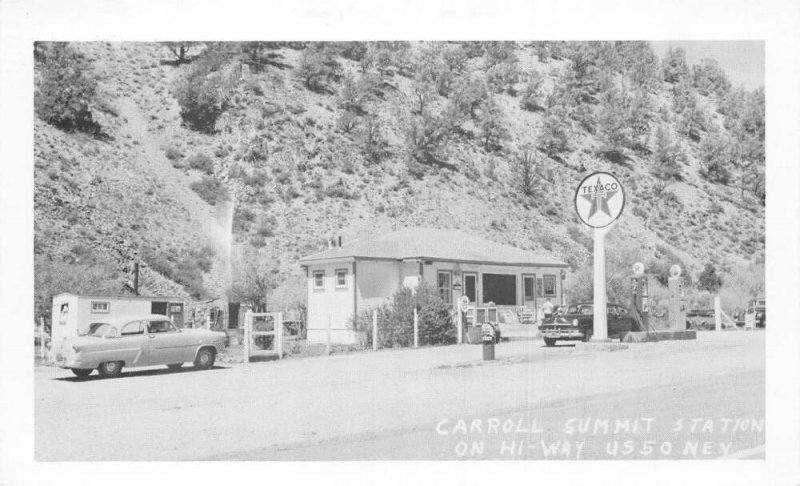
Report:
277,312,283,360
457,309,463,344
244,310,252,363
413,307,419,348
714,296,722,333
39,317,46,359
326,314,332,355
372,309,378,351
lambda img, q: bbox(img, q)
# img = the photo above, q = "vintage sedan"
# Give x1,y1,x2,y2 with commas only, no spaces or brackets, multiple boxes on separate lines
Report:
55,314,227,378
538,303,635,346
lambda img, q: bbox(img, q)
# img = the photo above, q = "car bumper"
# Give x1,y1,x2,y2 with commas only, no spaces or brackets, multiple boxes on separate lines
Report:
540,328,584,340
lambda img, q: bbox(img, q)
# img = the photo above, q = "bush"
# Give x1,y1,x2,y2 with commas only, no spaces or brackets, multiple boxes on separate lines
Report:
697,263,723,292
187,153,214,174
325,178,357,199
297,44,342,93
172,46,235,133
351,282,455,348
34,42,99,133
538,107,572,157
164,145,183,162
190,177,229,205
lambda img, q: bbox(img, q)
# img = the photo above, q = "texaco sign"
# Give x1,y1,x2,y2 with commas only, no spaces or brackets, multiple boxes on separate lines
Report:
574,171,626,228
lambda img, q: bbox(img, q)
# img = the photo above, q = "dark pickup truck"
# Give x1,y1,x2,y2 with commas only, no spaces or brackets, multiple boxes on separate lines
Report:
734,299,766,328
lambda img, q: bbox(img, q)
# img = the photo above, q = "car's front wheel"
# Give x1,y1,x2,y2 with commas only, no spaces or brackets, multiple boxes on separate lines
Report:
544,337,557,347
98,361,122,378
71,368,92,378
194,348,215,369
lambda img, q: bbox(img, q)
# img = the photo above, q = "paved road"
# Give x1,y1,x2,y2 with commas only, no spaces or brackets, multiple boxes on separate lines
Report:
35,332,764,461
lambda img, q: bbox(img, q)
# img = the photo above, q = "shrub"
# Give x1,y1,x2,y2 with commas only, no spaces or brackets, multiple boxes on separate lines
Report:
34,42,99,133
519,73,544,111
697,262,723,292
325,178,357,199
187,153,214,174
356,115,388,164
172,46,235,133
511,145,538,197
662,47,690,84
476,95,509,151
401,106,453,164
190,177,229,205
651,125,684,180
351,282,455,348
692,58,731,97
164,146,183,162
297,44,342,93
233,206,256,232
538,107,572,157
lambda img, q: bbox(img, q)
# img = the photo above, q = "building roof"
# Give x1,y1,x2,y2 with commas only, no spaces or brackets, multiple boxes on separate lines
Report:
53,292,185,301
299,227,568,267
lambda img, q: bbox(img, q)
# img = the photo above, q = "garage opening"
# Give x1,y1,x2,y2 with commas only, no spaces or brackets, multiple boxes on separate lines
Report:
482,274,517,305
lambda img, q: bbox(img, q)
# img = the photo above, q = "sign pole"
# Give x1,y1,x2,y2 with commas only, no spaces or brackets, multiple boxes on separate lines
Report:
573,171,625,343
592,225,610,341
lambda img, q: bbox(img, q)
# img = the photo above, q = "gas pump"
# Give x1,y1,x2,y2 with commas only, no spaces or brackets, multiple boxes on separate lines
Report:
667,264,686,331
630,262,650,332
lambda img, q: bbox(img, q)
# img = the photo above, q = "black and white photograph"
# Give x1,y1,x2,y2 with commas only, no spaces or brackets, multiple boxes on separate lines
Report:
2,0,800,484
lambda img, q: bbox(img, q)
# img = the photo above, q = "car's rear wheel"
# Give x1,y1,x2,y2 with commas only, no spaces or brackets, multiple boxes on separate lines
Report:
194,348,215,369
71,368,92,378
98,361,122,378
167,363,183,371
582,329,593,342
544,337,557,347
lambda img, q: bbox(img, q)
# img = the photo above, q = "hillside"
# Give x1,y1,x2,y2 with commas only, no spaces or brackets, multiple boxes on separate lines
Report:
33,41,765,321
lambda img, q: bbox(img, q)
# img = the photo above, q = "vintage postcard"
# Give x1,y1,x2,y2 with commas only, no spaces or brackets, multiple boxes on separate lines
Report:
2,1,799,485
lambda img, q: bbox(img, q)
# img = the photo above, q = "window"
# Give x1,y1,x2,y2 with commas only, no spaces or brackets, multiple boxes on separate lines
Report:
482,274,517,306
121,321,144,336
543,275,557,297
335,269,348,289
91,301,110,313
148,320,177,333
313,271,325,290
437,271,452,304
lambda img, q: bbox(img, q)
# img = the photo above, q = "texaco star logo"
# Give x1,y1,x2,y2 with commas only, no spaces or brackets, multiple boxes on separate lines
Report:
574,171,625,228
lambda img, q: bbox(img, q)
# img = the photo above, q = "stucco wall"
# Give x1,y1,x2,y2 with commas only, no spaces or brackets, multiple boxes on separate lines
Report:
306,262,356,344
356,260,401,311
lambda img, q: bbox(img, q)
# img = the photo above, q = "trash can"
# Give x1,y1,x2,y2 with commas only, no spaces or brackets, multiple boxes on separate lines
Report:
481,323,495,361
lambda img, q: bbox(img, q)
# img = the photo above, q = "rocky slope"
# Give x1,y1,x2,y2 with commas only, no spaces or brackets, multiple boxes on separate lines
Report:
33,41,765,320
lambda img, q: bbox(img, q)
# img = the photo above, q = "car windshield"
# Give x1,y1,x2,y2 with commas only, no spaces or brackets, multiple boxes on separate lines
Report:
87,323,117,338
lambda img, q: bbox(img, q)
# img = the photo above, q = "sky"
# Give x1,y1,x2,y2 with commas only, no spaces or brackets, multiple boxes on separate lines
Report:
650,41,764,91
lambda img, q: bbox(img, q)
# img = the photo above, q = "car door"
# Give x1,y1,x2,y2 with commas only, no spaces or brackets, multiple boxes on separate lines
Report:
146,319,189,365
118,320,149,366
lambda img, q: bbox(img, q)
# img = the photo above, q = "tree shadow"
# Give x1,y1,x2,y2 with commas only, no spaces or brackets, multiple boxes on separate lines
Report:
600,150,634,168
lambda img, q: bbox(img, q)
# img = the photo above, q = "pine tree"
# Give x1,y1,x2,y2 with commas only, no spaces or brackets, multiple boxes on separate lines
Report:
662,47,690,84
34,42,99,133
652,125,684,180
476,95,509,151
